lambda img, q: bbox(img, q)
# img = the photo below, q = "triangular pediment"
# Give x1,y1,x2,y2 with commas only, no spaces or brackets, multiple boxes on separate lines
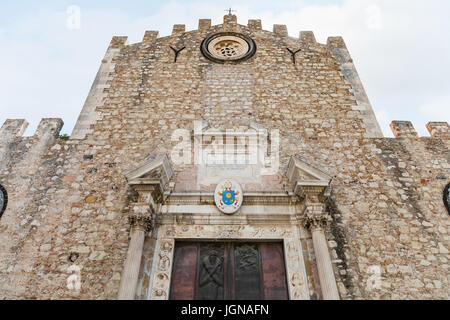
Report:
287,156,331,191
125,154,173,186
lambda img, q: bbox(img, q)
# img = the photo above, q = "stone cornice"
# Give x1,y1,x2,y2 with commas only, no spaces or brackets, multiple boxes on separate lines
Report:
125,154,174,204
296,185,330,203
164,192,300,206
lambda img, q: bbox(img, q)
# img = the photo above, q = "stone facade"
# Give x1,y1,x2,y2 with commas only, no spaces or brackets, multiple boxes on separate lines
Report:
0,14,448,300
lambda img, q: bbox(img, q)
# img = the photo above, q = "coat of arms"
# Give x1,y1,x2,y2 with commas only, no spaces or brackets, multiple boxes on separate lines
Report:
214,179,243,215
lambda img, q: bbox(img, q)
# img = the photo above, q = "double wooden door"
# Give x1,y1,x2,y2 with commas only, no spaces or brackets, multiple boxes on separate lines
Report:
169,241,289,300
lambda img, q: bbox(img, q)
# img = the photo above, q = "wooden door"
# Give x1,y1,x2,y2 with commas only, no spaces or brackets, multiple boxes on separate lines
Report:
169,242,288,300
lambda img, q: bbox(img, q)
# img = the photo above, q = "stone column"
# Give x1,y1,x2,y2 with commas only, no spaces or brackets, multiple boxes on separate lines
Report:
117,214,152,300
303,203,340,300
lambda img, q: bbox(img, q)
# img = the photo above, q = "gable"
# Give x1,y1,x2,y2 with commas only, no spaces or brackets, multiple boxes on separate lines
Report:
287,156,331,192
125,154,173,187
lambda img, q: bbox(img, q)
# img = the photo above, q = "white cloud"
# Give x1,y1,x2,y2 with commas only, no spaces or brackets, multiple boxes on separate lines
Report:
0,1,449,137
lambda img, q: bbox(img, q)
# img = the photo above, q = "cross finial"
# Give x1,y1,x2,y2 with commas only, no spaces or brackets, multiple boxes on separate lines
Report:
225,8,236,15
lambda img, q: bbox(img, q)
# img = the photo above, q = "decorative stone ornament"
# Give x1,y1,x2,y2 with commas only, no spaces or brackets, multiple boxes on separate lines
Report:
0,185,7,219
201,32,256,63
214,179,243,214
444,183,450,215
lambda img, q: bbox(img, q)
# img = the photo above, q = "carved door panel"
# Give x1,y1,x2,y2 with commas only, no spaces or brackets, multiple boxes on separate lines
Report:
197,243,225,300
169,242,288,300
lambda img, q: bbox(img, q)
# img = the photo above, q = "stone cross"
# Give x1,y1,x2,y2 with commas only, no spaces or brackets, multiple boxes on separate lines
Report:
225,8,236,15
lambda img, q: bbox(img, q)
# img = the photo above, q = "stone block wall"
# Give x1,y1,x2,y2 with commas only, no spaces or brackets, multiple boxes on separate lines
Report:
0,15,448,299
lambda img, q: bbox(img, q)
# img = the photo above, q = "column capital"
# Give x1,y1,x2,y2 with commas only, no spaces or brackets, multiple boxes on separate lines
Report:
129,214,152,234
302,203,329,231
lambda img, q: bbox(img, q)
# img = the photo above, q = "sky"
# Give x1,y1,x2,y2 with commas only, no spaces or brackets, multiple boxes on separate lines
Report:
0,0,449,137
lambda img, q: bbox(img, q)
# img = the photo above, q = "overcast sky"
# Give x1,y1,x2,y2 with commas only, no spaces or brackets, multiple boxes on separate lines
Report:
0,0,449,136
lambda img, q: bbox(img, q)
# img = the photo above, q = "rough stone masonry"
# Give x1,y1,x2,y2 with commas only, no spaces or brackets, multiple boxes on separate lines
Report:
0,14,448,300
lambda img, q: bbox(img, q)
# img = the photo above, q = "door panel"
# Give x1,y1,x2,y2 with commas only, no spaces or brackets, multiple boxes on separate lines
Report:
169,243,198,300
234,243,261,300
260,243,289,300
197,243,225,300
169,241,288,300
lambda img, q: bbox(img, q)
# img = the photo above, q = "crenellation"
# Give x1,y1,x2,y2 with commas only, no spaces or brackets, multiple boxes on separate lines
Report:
300,31,316,45
390,121,419,138
426,122,449,139
273,24,288,37
0,119,28,138
198,19,211,32
34,118,64,138
142,31,159,44
248,19,262,31
109,36,129,49
327,36,347,50
171,24,185,36
0,119,29,171
223,14,237,25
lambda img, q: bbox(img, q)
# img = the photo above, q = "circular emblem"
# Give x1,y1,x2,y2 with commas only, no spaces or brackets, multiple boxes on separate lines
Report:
201,32,256,63
214,179,243,215
0,184,7,219
444,183,450,215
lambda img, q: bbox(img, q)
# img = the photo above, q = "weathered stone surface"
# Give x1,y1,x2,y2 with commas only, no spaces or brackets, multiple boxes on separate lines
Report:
0,13,448,300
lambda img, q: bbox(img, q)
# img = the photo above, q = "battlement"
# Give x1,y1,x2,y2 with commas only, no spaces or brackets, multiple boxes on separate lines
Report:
390,121,418,138
0,119,28,138
426,122,450,139
273,24,288,37
0,118,64,177
327,36,347,50
97,14,342,49
198,19,211,32
109,36,129,49
172,24,185,36
300,31,316,45
390,121,449,139
0,118,63,139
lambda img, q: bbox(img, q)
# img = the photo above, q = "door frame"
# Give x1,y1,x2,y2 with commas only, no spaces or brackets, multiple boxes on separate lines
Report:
147,224,310,300
169,240,290,300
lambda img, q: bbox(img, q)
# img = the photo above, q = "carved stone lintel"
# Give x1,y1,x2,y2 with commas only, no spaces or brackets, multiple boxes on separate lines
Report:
129,215,152,234
297,186,330,203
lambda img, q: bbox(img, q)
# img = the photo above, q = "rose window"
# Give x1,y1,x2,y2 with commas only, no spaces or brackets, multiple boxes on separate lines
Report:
201,32,256,63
